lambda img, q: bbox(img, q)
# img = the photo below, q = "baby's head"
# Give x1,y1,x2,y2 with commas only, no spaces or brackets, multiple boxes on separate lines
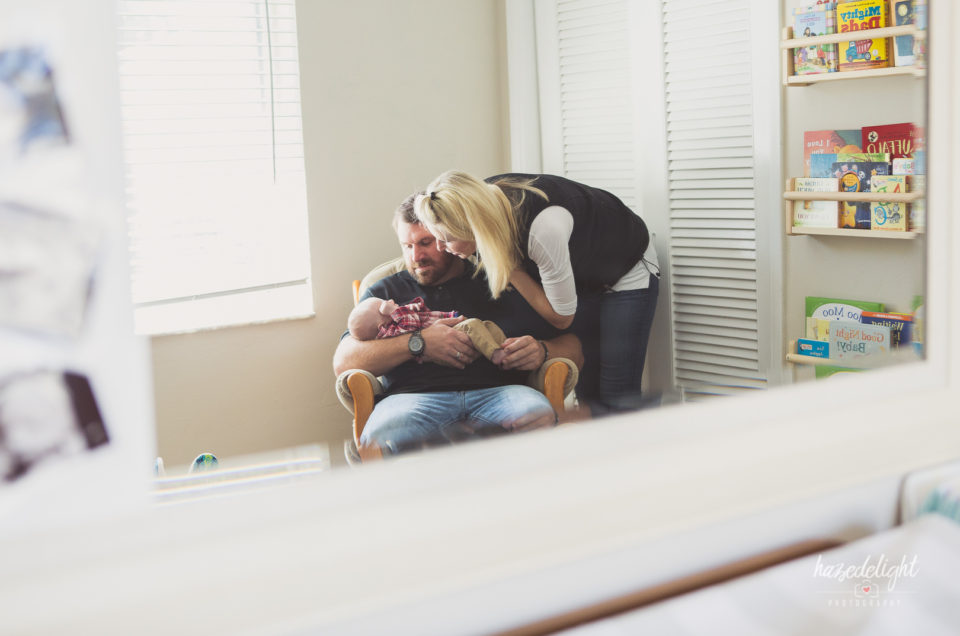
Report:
348,297,400,340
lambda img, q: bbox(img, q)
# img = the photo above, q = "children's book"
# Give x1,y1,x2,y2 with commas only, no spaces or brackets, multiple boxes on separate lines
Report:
793,177,839,228
832,160,891,228
870,174,908,230
793,4,838,75
861,122,923,159
809,152,888,178
913,0,927,68
911,294,924,356
805,317,832,341
891,0,916,66
907,174,925,230
860,310,913,348
836,0,890,72
892,157,916,174
803,129,860,176
815,364,864,379
828,320,891,360
806,296,885,324
797,338,830,358
912,149,926,174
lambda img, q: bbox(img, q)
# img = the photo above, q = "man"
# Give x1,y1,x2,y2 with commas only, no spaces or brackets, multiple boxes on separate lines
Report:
333,195,583,457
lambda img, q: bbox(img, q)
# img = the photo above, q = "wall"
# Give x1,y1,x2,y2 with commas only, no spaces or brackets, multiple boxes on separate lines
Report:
782,0,925,382
150,0,510,468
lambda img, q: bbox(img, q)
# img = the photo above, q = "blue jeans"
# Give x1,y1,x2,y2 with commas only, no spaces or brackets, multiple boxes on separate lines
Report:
572,274,659,415
359,385,557,456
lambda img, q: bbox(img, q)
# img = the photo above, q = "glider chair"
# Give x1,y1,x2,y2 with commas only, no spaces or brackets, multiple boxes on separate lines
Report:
336,257,579,463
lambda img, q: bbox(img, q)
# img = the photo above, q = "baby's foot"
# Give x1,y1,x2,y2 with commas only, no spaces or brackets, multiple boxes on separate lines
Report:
491,349,506,366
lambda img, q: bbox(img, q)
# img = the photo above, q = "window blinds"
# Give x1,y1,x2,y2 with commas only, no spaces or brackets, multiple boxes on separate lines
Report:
116,0,311,331
661,0,768,397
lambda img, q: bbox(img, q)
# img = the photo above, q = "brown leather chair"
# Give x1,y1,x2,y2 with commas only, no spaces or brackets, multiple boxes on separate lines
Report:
336,258,579,462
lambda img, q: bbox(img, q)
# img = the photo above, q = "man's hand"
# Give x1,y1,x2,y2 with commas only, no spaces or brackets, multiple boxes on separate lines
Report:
497,335,546,371
422,317,479,369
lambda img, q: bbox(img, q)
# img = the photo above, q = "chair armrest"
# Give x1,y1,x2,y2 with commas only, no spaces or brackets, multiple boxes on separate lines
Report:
528,357,579,413
335,370,384,459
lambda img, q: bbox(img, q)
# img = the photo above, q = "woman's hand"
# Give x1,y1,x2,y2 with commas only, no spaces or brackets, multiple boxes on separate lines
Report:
497,335,546,371
422,317,479,369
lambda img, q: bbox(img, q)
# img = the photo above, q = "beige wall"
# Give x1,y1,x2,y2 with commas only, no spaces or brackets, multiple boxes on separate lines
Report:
782,0,926,382
151,0,509,468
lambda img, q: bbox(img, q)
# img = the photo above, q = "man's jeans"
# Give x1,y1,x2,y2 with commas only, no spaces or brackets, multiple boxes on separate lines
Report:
359,385,556,456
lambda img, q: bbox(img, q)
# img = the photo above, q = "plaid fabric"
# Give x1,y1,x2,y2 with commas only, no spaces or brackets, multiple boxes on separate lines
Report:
378,296,458,338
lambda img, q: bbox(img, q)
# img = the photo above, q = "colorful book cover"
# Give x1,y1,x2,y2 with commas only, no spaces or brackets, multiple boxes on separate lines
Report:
892,157,916,174
911,294,924,355
793,6,838,75
832,160,891,228
836,0,890,72
809,152,887,178
870,174,907,230
912,149,926,174
913,0,927,68
793,177,839,228
891,0,916,66
803,129,860,176
861,122,924,159
815,364,865,379
828,320,891,360
907,174,925,230
860,310,913,348
797,338,830,358
805,316,832,341
806,296,885,323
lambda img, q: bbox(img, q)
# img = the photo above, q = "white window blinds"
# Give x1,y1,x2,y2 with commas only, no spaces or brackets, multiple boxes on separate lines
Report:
662,0,777,397
116,0,312,334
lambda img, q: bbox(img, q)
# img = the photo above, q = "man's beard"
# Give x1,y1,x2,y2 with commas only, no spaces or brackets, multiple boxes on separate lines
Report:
408,258,447,285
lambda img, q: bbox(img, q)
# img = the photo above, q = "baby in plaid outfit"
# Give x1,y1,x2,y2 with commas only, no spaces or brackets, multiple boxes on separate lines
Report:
348,296,507,365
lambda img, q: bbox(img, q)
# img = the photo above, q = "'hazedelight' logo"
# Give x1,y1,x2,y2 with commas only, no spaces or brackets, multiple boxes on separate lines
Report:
813,553,919,608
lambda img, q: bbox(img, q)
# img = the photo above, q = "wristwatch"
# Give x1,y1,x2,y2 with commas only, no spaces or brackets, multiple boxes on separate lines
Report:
408,330,425,362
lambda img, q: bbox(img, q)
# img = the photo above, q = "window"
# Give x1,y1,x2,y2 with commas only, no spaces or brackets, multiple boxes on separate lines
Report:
116,0,313,335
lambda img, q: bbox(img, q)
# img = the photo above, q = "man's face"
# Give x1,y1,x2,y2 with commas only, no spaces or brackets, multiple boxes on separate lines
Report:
397,221,458,286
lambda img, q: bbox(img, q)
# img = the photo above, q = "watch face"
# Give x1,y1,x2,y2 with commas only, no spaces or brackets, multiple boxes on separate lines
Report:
409,332,425,356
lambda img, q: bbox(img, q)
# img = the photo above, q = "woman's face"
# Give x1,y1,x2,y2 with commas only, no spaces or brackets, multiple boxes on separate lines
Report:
433,227,476,260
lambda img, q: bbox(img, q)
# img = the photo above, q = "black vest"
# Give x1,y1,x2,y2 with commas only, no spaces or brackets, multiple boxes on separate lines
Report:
487,174,650,293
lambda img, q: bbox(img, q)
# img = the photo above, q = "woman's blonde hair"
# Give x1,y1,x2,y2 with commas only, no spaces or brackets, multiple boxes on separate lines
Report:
414,170,547,298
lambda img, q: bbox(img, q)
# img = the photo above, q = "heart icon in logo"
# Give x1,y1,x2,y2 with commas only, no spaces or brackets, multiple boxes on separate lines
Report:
862,586,871,594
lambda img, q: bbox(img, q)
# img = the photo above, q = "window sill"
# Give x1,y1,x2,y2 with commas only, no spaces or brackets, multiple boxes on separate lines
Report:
133,281,315,336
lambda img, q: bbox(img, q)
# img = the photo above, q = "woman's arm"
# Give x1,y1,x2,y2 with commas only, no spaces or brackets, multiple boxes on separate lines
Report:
517,206,578,330
509,268,574,330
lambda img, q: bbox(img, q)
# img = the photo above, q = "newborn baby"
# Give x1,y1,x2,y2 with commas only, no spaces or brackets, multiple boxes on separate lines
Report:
348,296,507,365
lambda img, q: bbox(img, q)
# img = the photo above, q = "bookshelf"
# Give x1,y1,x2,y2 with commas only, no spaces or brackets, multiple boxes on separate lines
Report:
781,2,926,371
784,178,924,238
781,26,926,86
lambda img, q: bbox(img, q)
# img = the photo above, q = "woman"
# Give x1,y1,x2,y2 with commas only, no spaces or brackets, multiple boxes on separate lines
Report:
414,170,659,415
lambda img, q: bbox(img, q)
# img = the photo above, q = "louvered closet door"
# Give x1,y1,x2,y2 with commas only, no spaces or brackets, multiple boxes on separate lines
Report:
536,0,638,210
662,0,768,398
533,0,779,398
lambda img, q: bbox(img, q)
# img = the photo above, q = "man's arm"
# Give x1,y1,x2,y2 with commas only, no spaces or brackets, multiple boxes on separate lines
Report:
333,331,415,377
333,316,478,377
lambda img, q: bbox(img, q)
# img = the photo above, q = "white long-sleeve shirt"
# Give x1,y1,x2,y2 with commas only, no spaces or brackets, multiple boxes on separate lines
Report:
526,205,659,316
